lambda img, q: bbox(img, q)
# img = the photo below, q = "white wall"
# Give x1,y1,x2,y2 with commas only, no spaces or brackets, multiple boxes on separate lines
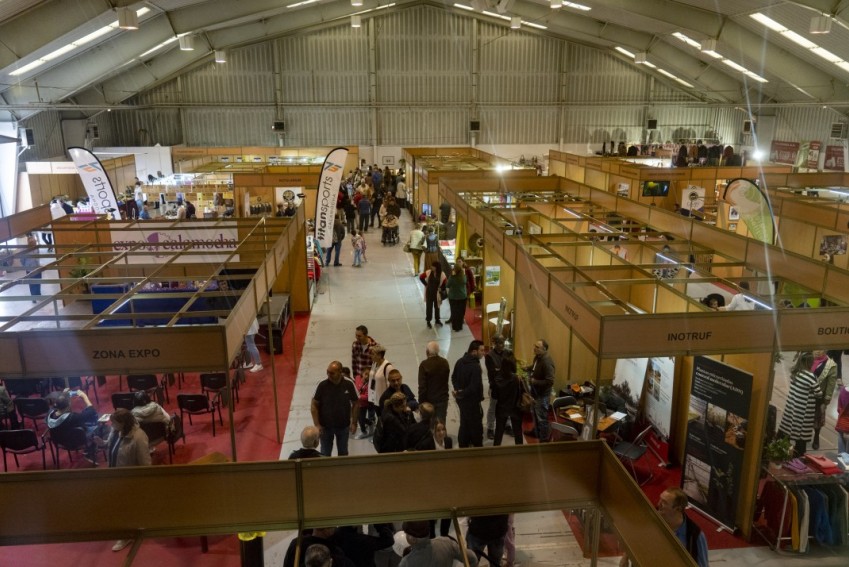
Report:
94,146,173,181
0,122,19,218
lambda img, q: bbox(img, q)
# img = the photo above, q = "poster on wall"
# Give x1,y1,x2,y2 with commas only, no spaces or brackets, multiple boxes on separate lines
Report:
824,145,846,171
769,141,800,165
645,357,675,440
484,266,501,287
679,185,705,217
613,357,649,412
682,356,752,530
806,141,821,170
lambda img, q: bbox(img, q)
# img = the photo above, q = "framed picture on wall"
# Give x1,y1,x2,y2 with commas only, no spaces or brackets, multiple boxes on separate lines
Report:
382,156,395,165
728,206,740,221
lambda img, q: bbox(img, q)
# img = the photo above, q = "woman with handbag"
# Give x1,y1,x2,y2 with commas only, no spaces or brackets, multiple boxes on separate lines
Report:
406,223,426,275
493,349,523,446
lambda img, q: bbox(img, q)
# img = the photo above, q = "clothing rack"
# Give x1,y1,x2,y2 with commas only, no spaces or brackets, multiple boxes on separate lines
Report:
753,465,849,553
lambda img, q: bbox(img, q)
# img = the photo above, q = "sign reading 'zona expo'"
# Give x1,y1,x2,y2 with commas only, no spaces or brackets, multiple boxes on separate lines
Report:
110,223,240,264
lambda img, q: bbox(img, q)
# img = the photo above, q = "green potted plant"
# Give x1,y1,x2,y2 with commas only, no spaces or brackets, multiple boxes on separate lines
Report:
69,257,94,294
762,436,793,469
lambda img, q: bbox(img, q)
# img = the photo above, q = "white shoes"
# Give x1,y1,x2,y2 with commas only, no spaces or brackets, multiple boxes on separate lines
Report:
354,430,369,439
249,364,264,373
112,539,132,552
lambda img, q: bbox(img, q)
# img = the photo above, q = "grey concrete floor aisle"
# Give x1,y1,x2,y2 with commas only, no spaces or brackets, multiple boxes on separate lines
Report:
261,212,844,566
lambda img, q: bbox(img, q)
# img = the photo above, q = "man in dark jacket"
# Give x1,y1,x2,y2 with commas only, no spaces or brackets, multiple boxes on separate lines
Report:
466,514,509,566
525,339,555,442
329,523,395,567
418,341,450,424
324,217,346,267
451,340,486,447
378,369,419,413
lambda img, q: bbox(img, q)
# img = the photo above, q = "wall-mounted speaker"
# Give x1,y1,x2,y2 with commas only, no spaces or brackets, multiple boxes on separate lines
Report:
272,121,286,132
742,120,754,134
19,128,34,147
469,120,480,132
830,122,847,139
646,119,658,130
86,125,99,140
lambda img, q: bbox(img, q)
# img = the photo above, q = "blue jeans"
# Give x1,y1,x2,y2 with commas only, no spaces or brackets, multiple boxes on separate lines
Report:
325,241,341,265
320,426,350,456
244,334,261,366
533,390,551,441
466,531,505,565
353,249,363,266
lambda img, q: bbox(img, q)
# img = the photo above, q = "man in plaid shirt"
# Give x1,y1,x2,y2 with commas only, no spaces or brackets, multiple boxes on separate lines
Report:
352,324,378,437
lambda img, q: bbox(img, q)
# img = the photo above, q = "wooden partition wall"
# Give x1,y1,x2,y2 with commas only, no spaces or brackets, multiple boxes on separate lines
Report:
0,442,696,567
24,155,138,210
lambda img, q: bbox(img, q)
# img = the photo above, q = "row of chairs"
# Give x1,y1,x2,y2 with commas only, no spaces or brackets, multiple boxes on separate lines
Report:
2,371,240,470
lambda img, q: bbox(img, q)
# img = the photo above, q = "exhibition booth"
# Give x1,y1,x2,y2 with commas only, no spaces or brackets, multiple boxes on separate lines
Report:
439,173,849,544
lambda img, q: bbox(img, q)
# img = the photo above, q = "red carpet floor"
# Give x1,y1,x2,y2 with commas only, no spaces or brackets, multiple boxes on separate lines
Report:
0,312,307,567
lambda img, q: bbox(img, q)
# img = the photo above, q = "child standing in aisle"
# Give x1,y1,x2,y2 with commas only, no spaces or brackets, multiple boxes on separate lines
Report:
351,230,365,267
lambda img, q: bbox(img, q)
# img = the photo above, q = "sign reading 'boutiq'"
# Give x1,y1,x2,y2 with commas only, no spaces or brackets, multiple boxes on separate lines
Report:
110,223,240,264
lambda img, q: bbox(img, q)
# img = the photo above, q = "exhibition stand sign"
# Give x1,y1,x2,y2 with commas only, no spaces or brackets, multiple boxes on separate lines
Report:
682,356,753,531
314,147,348,250
110,222,239,264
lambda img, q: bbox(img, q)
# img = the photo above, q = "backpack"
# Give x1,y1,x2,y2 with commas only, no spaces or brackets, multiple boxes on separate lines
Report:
373,415,387,453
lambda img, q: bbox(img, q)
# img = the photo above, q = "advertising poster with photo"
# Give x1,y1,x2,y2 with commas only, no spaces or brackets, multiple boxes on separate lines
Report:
769,140,800,165
682,356,752,530
612,357,649,412
824,145,846,171
645,357,675,440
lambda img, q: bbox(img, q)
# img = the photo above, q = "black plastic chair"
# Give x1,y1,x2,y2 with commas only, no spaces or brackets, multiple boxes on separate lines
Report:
111,392,136,412
177,394,223,437
612,424,654,485
127,374,168,404
4,379,42,398
200,372,239,405
14,397,50,431
47,426,92,469
139,421,175,464
0,429,47,471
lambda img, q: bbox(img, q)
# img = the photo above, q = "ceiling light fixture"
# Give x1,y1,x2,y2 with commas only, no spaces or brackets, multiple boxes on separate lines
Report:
751,12,849,74
179,35,194,50
810,14,832,34
454,3,474,11
550,0,561,9
8,7,150,76
352,0,363,5
351,15,362,27
672,32,768,83
615,46,635,58
117,7,138,30
511,16,521,29
635,52,647,64
563,1,590,10
214,49,227,63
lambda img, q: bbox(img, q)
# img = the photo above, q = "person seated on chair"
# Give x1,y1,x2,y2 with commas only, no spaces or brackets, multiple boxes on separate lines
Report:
0,383,20,428
131,391,170,426
46,390,100,464
288,426,323,460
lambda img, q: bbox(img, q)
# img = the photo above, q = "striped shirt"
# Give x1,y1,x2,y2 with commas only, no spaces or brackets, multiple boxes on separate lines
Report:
778,370,821,443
